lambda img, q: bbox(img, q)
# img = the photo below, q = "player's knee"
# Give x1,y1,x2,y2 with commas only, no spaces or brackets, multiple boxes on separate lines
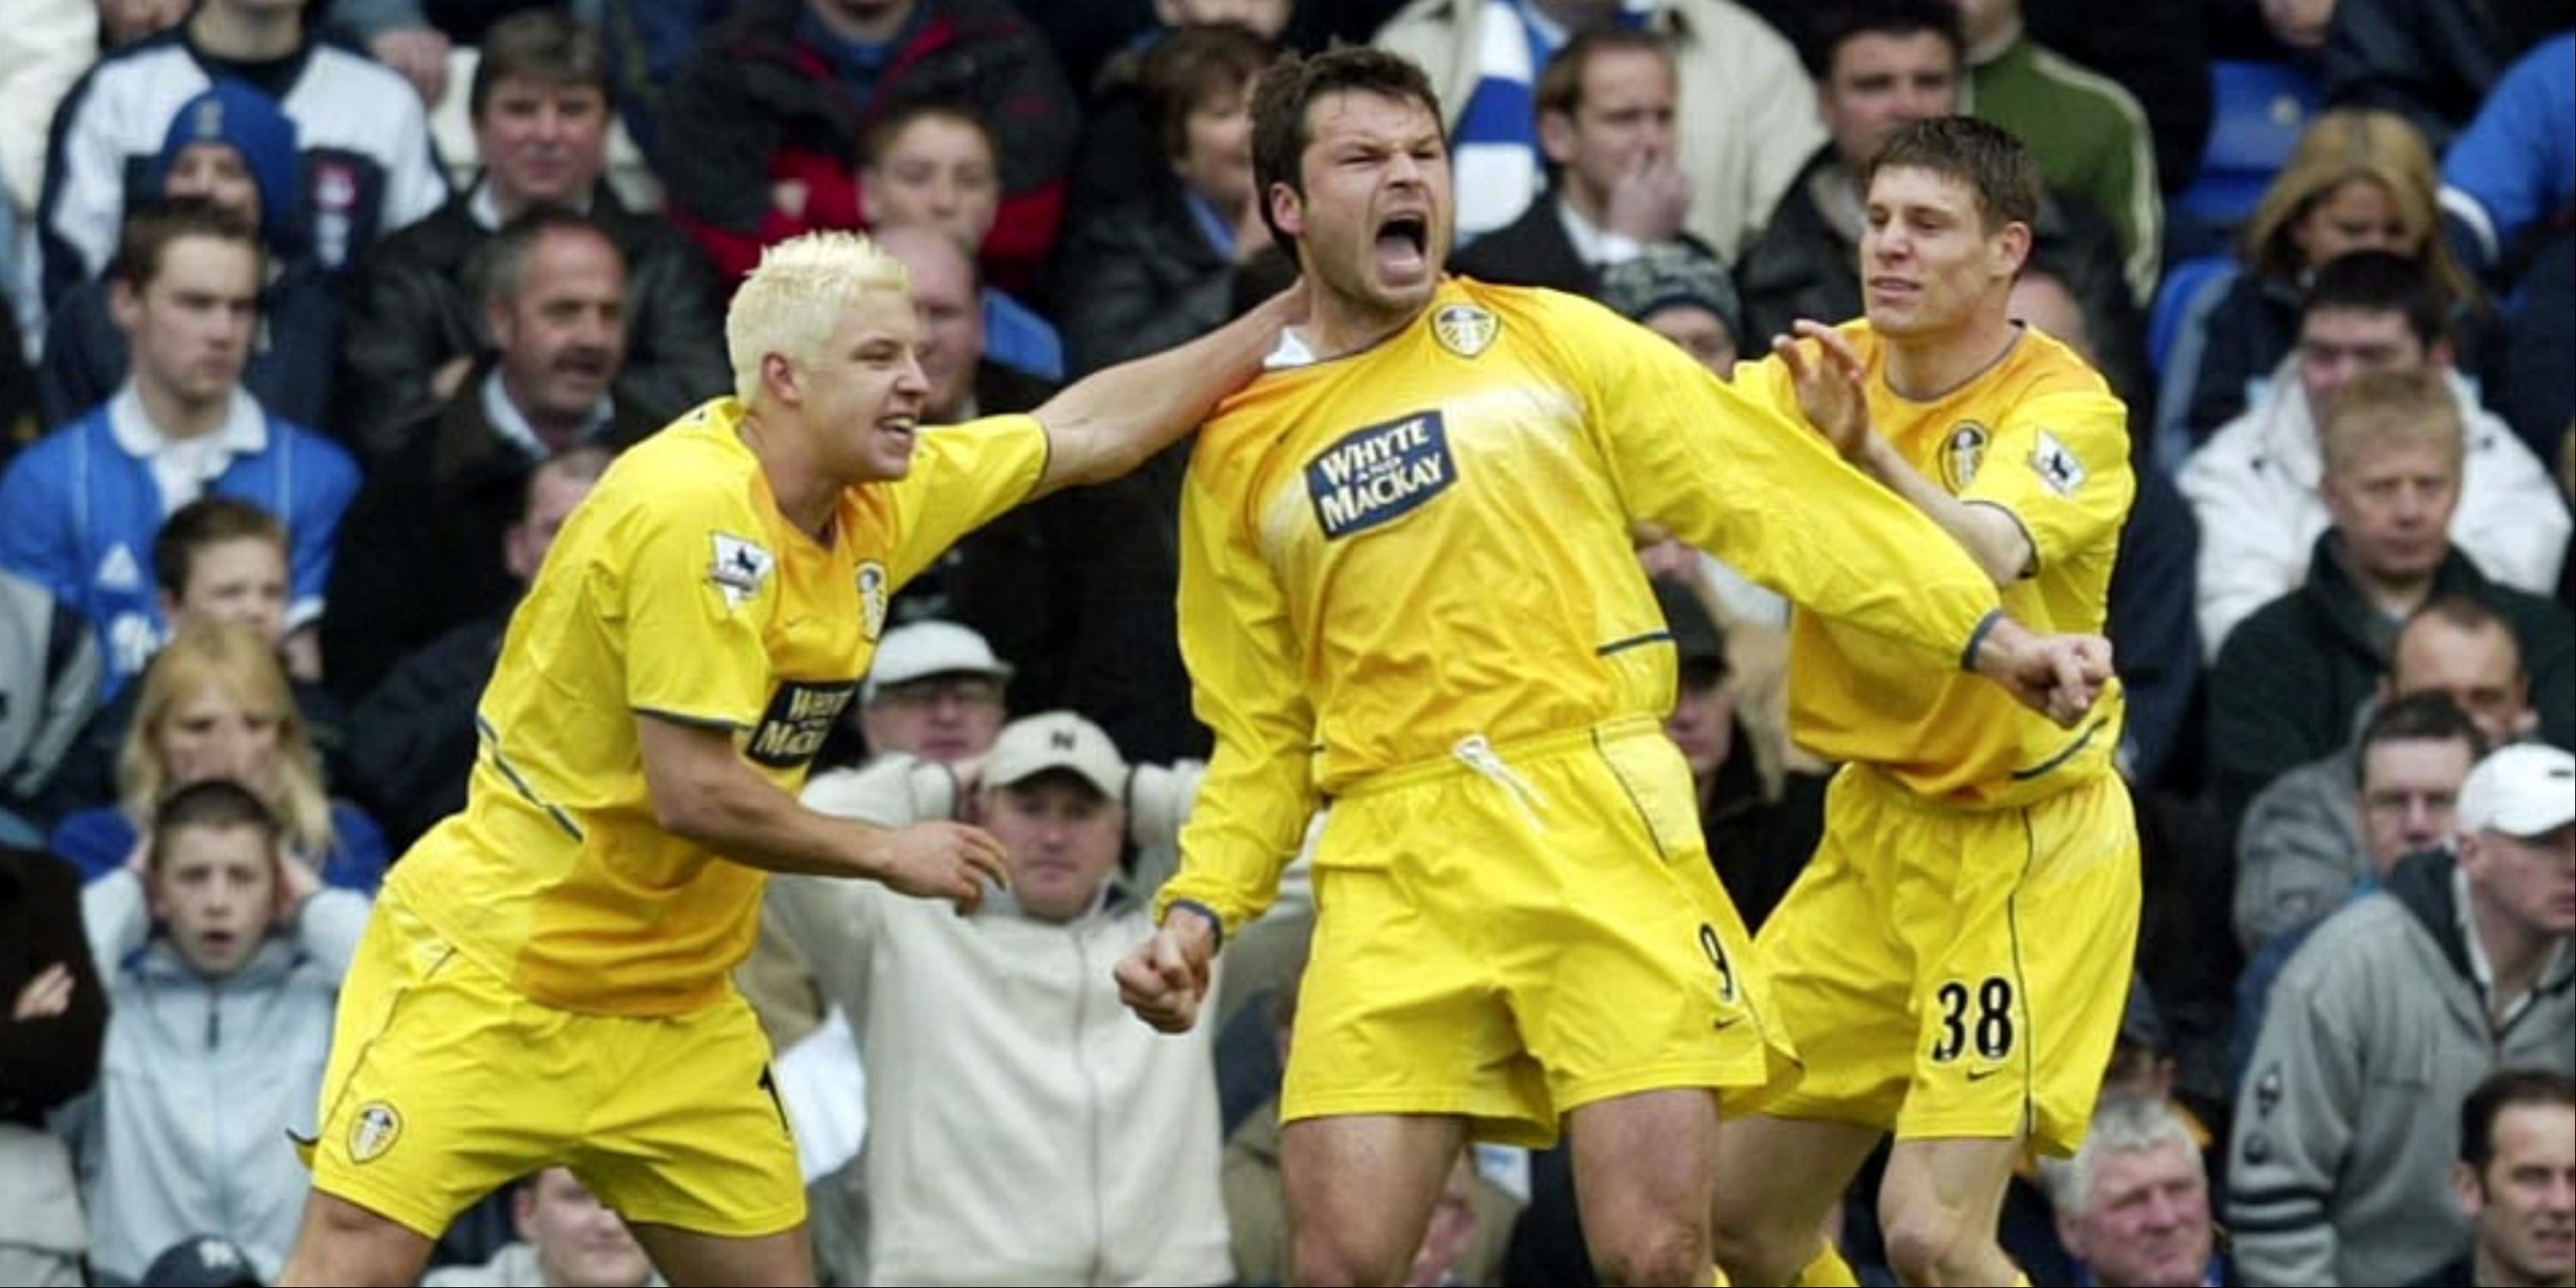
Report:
1879,1194,1978,1285
1709,1207,1806,1286
1591,1221,1710,1287
1291,1225,1413,1287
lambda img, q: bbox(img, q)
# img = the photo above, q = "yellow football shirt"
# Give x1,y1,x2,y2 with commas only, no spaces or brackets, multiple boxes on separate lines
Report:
1157,280,2006,934
1747,321,2134,806
392,400,1048,1015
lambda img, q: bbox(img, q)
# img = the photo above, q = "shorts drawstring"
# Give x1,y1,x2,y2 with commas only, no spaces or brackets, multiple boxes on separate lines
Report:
1453,733,1551,832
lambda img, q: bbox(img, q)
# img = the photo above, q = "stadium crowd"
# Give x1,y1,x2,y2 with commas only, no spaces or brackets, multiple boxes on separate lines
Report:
0,0,2568,1285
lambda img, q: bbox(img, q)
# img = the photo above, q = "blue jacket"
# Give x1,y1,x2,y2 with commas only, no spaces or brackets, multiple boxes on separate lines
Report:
58,870,368,1284
0,390,360,695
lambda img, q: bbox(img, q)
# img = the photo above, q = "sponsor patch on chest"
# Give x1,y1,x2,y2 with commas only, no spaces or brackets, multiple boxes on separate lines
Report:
1305,410,1455,539
746,679,858,769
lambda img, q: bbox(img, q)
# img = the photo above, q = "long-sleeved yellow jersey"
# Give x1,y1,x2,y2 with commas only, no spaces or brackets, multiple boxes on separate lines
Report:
1746,321,2134,808
393,403,1047,1015
1157,280,2010,934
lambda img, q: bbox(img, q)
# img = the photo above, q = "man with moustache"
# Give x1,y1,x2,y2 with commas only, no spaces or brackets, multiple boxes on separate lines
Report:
321,208,661,706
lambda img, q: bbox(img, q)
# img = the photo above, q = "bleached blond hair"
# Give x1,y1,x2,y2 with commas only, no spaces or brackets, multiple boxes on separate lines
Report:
726,231,913,405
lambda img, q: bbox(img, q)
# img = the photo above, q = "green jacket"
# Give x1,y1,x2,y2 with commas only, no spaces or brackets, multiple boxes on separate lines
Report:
1967,35,2164,304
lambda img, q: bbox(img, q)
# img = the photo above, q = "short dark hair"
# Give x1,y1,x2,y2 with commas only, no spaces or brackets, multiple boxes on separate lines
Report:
1139,23,1276,162
860,98,993,171
2358,690,2488,769
2301,249,2451,349
1867,115,2041,234
476,204,619,306
1804,0,1964,82
2459,1067,2576,1171
148,777,281,872
470,8,608,120
112,196,260,295
1534,26,1671,123
1249,47,1442,251
153,495,285,598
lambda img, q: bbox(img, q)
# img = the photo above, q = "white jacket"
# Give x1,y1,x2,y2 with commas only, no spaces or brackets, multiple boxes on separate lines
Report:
2178,362,2570,660
767,775,1232,1287
0,0,94,216
1373,0,1824,259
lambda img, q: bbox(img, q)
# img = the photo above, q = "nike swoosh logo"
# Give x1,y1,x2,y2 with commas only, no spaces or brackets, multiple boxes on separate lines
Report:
1966,1066,2005,1082
1712,1018,1740,1031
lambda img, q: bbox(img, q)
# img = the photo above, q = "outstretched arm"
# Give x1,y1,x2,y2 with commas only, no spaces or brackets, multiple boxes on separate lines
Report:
637,715,1008,911
1029,283,1303,496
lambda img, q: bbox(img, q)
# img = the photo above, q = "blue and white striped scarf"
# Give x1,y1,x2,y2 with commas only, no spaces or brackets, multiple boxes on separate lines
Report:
1449,0,1656,242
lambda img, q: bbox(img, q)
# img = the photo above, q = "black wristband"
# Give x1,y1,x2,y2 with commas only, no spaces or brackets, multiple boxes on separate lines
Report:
1165,898,1224,954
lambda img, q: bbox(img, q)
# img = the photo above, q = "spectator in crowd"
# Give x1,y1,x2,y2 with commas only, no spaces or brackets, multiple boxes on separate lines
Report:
2227,690,2488,1087
858,102,1065,383
422,1169,659,1288
2419,1068,2575,1288
61,778,368,1285
1054,21,1282,377
325,209,661,706
766,712,1235,1287
658,0,1081,291
0,568,101,843
2167,107,2478,455
348,448,611,853
37,0,447,301
2038,1096,2227,1288
37,496,352,829
0,201,361,699
2227,743,2576,1287
1449,28,1712,297
1954,0,2163,302
1734,0,2142,403
0,839,106,1288
49,621,387,895
2318,0,2561,153
1601,239,1743,374
2436,31,2573,288
332,9,728,463
1061,0,1295,216
1374,0,1825,258
2183,252,2568,665
2009,264,2202,787
42,81,341,430
2235,595,2537,953
2204,365,2573,817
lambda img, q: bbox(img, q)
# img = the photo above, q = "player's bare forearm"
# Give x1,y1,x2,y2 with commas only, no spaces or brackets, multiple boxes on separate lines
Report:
635,714,1006,906
1848,435,2032,586
1030,282,1304,495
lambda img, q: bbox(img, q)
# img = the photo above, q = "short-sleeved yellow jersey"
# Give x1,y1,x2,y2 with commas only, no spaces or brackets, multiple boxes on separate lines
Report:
392,400,1048,1015
1747,322,2134,807
1157,280,2008,934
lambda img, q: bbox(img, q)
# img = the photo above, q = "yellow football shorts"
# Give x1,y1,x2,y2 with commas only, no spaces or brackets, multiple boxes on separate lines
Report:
305,887,805,1238
1753,763,2140,1156
1285,716,1797,1148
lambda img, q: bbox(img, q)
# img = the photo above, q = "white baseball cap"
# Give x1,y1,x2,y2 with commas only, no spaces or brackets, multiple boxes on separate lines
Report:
862,620,1013,704
983,711,1127,799
2457,744,2576,839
